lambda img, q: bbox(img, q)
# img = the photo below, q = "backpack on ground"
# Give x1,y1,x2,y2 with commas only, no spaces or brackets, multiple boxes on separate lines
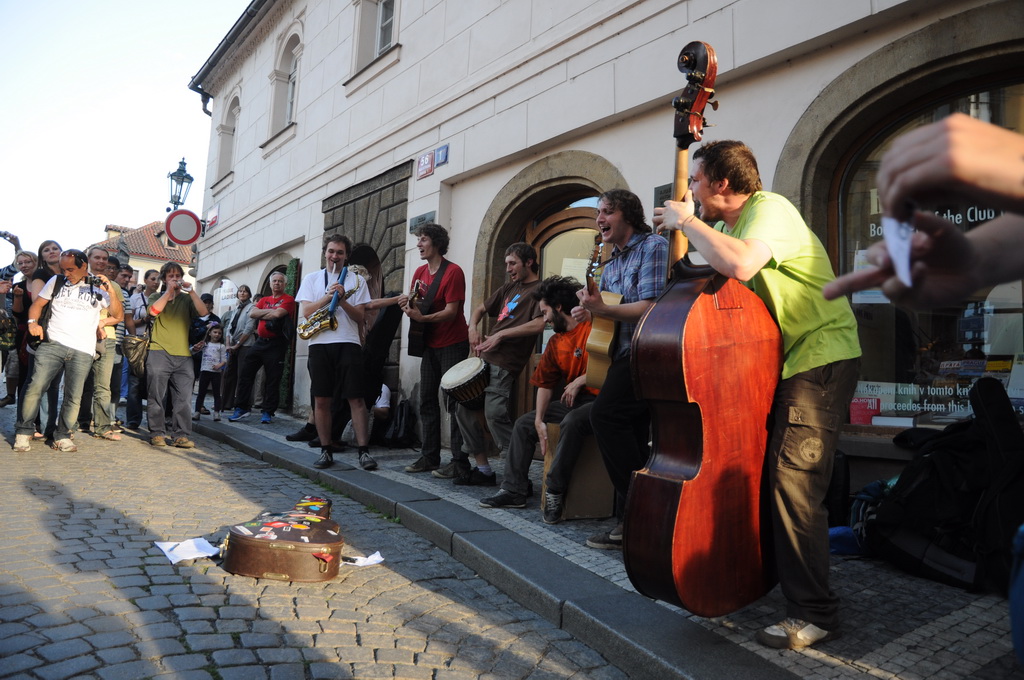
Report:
866,377,1024,594
382,399,418,448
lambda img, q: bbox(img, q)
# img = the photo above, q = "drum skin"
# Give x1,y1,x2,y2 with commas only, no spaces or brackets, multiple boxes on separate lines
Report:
441,357,489,410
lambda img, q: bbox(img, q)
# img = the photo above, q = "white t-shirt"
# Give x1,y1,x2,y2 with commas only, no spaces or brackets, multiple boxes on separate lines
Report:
40,276,111,357
295,266,370,347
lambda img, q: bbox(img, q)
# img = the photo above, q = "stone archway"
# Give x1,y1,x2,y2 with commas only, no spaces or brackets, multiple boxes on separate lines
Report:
471,150,629,309
773,0,1024,256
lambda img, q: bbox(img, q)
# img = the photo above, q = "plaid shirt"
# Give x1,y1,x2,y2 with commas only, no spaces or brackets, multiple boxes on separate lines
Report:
600,231,668,358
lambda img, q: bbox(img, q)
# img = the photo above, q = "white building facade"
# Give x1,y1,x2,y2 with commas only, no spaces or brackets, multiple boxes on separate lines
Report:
190,0,1024,433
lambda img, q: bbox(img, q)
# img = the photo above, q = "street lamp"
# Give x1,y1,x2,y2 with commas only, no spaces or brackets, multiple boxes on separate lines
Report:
167,158,194,212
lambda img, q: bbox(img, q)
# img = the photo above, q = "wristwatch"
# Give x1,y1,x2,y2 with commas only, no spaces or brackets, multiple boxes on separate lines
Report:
27,319,37,324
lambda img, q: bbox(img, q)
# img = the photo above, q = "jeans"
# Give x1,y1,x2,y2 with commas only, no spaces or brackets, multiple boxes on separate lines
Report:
146,349,194,439
501,397,594,496
90,338,118,435
454,363,516,456
16,341,93,441
220,345,250,411
125,367,144,428
769,357,860,630
19,353,61,438
418,341,469,468
235,339,287,414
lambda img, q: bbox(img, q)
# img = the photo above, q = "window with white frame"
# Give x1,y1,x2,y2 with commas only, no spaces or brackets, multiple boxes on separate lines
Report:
376,0,395,57
215,96,239,182
353,0,398,74
269,33,302,138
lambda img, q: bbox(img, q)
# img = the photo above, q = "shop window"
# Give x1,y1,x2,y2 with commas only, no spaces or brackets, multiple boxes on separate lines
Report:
839,84,1024,427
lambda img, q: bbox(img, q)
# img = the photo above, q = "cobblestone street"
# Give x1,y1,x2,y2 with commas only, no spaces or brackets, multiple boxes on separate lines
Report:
0,416,625,680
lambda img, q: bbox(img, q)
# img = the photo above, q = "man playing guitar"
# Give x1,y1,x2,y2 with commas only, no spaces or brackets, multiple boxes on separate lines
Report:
573,189,668,550
400,224,470,475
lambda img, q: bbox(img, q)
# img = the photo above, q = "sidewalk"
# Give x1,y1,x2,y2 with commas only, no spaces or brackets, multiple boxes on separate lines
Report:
196,410,1021,679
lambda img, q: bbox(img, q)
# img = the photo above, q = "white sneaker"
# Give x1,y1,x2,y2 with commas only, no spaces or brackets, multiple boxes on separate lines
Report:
13,434,30,452
192,411,201,421
51,438,77,453
213,411,221,422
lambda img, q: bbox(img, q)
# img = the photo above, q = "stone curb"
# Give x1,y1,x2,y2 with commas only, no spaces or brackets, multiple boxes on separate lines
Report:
196,420,795,680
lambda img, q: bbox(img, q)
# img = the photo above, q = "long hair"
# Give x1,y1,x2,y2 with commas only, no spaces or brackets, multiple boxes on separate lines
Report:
203,322,224,345
37,240,62,274
158,262,185,292
599,190,651,233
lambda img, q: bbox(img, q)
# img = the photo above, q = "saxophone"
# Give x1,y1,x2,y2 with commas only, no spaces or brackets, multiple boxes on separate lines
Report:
298,268,363,340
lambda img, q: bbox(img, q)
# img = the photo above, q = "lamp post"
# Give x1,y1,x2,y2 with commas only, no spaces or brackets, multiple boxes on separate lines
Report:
167,158,194,212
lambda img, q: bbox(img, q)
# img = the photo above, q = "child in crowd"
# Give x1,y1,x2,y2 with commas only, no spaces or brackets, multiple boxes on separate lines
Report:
193,324,227,421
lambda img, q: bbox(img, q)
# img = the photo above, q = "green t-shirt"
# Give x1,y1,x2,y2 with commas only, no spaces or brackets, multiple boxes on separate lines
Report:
147,291,198,357
719,191,861,379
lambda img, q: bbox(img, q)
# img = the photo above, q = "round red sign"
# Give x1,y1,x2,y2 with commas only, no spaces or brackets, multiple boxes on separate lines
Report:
165,210,202,245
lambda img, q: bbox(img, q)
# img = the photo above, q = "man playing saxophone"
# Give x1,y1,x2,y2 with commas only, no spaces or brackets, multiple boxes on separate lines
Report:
295,234,374,470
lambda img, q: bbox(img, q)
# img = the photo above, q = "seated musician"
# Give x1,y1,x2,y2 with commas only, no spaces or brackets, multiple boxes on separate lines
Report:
654,140,861,650
452,242,545,486
573,189,668,550
479,276,596,523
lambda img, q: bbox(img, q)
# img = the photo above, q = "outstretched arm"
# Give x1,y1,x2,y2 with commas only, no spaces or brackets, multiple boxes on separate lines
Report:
823,212,1024,308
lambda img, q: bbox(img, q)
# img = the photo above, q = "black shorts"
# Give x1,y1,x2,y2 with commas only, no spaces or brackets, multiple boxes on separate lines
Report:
308,343,365,399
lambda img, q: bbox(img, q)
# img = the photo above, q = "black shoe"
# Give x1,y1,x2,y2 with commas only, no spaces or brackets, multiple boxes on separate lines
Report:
358,450,378,471
543,490,564,524
405,456,439,473
479,489,527,509
454,468,497,487
286,425,317,442
201,407,211,415
313,449,334,469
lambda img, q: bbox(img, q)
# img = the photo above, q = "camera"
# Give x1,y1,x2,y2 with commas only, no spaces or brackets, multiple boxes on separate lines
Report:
84,275,104,287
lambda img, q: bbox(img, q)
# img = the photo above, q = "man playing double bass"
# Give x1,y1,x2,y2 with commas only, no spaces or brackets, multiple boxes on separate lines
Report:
654,140,861,650
573,189,668,550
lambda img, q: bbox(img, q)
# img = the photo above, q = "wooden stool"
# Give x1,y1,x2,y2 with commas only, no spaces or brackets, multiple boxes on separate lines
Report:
541,423,614,520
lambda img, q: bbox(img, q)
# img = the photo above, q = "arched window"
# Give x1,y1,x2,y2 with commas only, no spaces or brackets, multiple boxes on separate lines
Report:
269,33,302,137
215,96,239,182
839,83,1024,425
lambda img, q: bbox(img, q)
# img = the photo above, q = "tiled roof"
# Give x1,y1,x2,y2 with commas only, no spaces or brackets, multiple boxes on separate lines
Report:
92,221,192,265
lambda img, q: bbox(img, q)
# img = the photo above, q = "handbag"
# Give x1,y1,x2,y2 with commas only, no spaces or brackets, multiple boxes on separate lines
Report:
123,321,151,378
27,275,66,350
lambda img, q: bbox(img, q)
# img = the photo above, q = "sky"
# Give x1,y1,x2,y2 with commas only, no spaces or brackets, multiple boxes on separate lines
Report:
0,0,251,261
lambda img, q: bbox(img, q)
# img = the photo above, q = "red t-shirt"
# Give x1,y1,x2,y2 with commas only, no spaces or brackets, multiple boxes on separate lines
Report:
411,261,468,349
255,294,296,340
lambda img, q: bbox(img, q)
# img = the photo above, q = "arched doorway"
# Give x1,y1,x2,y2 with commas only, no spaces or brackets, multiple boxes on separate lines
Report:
474,153,625,420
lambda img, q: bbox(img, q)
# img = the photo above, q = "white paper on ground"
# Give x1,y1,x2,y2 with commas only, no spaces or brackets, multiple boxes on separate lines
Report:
155,538,220,564
882,216,913,286
342,551,384,567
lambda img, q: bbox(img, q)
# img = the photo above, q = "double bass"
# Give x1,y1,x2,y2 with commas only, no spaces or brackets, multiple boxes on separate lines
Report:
624,41,783,617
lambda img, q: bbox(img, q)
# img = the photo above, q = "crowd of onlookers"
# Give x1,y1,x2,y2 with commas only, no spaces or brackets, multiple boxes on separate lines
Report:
0,233,309,453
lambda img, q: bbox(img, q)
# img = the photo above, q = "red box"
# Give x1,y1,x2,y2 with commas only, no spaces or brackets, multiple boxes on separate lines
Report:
849,397,881,425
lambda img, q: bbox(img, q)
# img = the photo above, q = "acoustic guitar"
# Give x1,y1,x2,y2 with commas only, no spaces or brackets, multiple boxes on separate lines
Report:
584,235,621,389
406,280,426,357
